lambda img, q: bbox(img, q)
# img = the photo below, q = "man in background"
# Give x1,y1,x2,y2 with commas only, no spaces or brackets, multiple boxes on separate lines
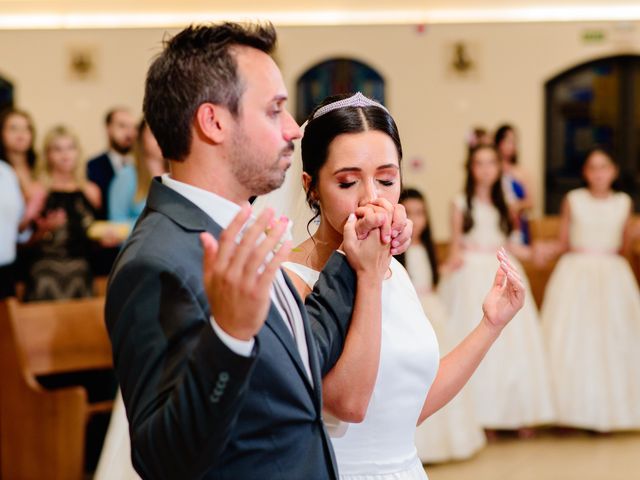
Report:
87,107,137,220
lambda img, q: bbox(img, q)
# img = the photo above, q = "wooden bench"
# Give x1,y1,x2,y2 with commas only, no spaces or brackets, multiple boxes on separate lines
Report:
0,296,113,480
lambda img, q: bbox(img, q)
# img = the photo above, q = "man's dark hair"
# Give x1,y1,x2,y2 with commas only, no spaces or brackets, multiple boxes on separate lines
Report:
105,107,129,126
143,22,277,161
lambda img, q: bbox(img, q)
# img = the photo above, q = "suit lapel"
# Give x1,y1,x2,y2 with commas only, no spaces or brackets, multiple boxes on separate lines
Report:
263,299,317,400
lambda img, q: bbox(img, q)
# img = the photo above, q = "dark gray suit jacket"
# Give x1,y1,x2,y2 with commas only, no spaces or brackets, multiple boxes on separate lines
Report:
86,152,114,220
106,178,356,480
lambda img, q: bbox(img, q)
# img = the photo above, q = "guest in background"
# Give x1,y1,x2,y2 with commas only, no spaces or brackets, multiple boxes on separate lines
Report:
0,160,24,299
23,125,100,301
108,118,167,227
0,107,47,232
439,144,554,438
495,124,533,244
87,107,137,220
86,107,137,275
540,147,640,432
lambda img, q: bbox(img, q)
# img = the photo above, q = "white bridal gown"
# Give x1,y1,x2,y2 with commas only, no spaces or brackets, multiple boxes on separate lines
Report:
284,257,440,480
405,244,486,463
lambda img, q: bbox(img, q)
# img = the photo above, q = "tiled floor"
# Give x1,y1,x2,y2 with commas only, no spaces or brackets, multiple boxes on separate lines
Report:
425,431,640,480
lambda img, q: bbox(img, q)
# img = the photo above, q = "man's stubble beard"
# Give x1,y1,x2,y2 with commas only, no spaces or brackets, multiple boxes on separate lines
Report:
110,137,133,155
229,128,292,197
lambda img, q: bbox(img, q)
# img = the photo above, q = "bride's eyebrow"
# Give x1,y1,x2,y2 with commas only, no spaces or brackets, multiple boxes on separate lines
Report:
333,164,399,175
333,167,361,175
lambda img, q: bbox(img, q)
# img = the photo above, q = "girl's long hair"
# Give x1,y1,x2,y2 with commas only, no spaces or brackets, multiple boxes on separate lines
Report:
397,188,439,287
463,145,512,236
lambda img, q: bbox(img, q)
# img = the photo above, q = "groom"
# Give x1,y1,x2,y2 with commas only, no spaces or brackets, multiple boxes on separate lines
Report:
106,22,411,479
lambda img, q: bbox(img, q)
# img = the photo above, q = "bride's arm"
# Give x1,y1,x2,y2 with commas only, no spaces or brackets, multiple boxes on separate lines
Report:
286,263,383,423
417,250,525,424
320,271,383,423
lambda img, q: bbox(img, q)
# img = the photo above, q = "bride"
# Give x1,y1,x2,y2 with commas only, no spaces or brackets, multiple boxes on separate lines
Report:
272,92,525,479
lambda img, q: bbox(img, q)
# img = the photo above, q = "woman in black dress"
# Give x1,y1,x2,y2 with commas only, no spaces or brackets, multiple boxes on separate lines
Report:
24,125,101,301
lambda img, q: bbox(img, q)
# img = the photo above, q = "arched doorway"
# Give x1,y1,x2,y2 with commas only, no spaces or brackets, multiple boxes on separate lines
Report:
545,55,640,213
295,58,385,124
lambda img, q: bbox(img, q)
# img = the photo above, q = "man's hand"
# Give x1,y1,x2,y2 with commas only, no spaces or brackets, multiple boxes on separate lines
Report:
354,199,413,256
341,212,391,282
201,206,292,341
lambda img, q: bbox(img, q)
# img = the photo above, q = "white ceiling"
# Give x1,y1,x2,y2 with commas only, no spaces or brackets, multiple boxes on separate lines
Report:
1,1,640,28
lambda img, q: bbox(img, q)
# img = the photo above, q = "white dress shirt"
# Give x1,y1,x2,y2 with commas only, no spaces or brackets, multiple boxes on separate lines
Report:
107,150,133,172
161,174,313,384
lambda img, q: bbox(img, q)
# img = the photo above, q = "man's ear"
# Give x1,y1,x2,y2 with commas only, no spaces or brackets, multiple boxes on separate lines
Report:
194,102,231,144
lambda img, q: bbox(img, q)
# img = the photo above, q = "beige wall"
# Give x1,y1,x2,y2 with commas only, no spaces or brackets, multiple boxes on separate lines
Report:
1,21,637,238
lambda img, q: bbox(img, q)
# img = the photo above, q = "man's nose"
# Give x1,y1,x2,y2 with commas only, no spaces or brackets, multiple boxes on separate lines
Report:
283,111,302,141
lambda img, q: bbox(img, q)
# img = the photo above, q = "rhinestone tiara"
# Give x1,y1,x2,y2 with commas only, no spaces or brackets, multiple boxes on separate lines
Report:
312,92,389,119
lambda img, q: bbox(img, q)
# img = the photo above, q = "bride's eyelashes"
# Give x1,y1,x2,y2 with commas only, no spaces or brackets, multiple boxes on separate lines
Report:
337,179,396,189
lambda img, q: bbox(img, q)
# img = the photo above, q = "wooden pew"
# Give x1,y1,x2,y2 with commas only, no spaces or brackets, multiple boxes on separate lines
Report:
525,216,561,308
0,297,113,480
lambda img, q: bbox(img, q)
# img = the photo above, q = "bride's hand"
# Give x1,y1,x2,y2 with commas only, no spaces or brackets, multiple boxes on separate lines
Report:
481,248,526,334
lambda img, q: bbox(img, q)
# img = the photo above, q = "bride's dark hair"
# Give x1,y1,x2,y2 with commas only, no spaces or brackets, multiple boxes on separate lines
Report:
301,93,403,228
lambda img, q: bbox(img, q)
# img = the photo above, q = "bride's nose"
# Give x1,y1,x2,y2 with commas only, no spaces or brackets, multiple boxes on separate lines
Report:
358,178,378,207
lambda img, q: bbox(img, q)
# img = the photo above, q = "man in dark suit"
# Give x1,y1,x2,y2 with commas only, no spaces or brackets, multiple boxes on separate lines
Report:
106,22,410,480
87,107,137,275
86,107,137,220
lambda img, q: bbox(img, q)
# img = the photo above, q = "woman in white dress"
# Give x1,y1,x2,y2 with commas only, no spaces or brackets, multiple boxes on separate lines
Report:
438,145,554,435
282,93,526,479
539,147,640,431
398,188,486,463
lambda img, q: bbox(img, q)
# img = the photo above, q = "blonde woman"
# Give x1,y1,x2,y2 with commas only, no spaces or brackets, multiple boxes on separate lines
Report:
23,125,100,301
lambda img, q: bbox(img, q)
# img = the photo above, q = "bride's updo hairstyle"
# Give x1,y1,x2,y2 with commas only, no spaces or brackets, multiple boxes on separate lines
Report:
301,93,403,223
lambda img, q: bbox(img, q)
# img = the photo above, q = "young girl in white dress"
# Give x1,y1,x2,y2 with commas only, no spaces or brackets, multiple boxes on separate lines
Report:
283,93,526,479
398,188,486,463
438,145,554,435
540,147,640,431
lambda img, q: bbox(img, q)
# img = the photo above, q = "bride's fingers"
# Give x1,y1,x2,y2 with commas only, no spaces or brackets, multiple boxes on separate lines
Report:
492,265,507,288
499,261,522,283
391,235,410,256
497,255,522,279
505,271,525,298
